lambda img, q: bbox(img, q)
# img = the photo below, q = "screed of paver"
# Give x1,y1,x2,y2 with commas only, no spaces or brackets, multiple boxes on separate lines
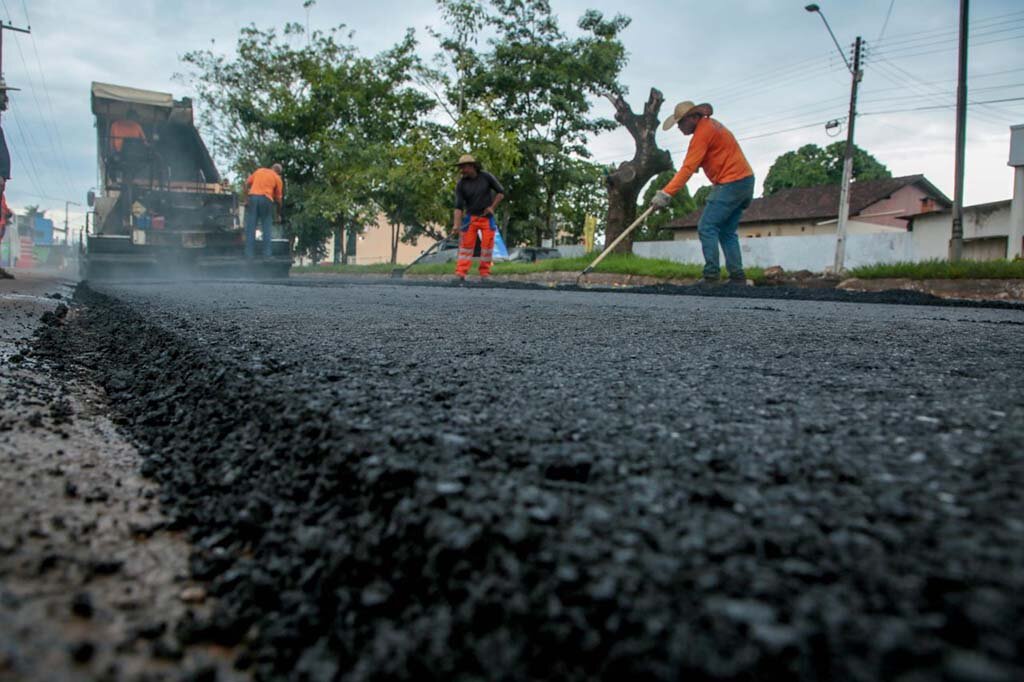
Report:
0,275,246,682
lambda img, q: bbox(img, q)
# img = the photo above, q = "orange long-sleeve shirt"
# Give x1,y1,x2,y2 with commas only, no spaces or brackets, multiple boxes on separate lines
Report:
110,120,146,152
246,168,283,204
662,117,753,196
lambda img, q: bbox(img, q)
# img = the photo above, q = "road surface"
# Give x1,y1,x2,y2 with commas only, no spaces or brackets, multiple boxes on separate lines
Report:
33,278,1024,681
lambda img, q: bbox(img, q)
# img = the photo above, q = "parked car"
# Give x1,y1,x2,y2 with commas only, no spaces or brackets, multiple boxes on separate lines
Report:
413,239,562,265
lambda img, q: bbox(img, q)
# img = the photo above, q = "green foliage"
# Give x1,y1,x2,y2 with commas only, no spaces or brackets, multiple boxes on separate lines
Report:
180,24,432,259
763,142,892,196
181,1,633,258
848,259,1024,280
636,170,694,241
553,160,608,244
693,185,712,210
434,0,630,245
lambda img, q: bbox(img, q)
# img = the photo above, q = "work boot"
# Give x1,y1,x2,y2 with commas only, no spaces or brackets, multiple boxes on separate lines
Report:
726,276,749,287
692,276,722,288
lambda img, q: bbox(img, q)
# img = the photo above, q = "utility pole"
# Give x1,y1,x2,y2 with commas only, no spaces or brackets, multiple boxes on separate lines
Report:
0,20,32,123
65,201,80,246
805,5,863,275
833,36,863,275
949,0,969,262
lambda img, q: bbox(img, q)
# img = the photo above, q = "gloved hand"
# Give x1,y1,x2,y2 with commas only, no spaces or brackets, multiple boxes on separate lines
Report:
651,190,672,211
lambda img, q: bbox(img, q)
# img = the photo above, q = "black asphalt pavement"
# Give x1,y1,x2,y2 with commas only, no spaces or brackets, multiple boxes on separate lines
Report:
37,280,1024,681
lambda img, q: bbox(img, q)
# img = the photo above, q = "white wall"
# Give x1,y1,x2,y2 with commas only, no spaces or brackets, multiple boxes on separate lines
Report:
911,203,1011,261
632,232,913,271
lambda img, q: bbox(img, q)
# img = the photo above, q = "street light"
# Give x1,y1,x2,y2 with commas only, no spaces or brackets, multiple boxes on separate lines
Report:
805,4,863,275
805,5,852,72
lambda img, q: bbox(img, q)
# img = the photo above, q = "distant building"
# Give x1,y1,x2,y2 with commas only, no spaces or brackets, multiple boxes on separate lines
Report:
665,175,951,241
319,213,440,266
905,200,1013,261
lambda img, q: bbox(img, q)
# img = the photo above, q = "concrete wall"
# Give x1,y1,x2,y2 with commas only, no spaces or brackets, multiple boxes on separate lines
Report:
674,216,908,241
598,232,909,271
911,202,1012,261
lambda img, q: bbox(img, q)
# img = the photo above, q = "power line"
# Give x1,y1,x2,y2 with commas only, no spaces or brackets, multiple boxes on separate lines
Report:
737,119,843,142
872,55,1020,124
5,110,47,198
870,29,1024,61
22,12,77,197
861,96,1024,117
872,8,1024,49
876,0,897,43
872,23,1024,58
874,16,1024,52
0,0,75,197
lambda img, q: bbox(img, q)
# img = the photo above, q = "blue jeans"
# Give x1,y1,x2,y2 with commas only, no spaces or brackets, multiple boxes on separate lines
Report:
697,175,754,279
245,195,274,258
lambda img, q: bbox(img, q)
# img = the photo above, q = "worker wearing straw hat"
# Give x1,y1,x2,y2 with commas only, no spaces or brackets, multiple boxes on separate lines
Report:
451,154,505,282
651,101,754,285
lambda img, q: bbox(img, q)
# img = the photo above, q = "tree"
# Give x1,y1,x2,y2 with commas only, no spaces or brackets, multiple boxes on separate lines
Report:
602,88,674,253
553,159,607,244
636,170,694,241
763,142,892,196
180,23,431,259
693,185,712,210
435,0,630,246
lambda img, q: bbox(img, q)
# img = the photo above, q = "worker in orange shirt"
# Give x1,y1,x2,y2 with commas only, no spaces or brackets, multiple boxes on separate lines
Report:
651,101,754,285
109,110,147,153
244,163,283,259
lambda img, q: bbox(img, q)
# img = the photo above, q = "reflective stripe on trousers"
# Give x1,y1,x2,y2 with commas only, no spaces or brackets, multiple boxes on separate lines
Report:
455,215,497,277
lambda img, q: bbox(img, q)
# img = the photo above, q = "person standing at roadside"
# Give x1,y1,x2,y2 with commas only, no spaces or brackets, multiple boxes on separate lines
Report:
244,163,284,259
651,101,754,285
451,154,505,283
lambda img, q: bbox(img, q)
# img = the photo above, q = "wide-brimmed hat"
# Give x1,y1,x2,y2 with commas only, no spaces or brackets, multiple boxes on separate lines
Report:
453,154,480,168
662,100,713,131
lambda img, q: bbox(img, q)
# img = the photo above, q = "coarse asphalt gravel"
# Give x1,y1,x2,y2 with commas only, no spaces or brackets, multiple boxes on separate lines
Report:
35,279,1024,681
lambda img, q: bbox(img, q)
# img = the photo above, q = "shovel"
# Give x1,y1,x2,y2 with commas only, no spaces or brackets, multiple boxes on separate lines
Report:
576,206,656,285
391,238,453,279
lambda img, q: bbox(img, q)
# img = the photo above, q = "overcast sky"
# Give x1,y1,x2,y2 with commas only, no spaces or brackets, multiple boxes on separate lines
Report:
4,0,1023,231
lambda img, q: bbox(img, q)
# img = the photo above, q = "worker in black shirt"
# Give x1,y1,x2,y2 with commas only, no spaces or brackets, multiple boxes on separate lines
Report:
452,154,505,281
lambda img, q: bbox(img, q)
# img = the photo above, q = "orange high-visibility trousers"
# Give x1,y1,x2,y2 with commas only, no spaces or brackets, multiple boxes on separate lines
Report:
455,215,496,278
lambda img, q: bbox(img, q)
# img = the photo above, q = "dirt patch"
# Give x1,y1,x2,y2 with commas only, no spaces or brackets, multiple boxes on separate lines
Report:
0,279,245,681
839,277,1024,301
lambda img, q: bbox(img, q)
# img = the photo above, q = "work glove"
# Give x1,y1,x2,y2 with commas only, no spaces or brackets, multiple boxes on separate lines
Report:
651,190,672,211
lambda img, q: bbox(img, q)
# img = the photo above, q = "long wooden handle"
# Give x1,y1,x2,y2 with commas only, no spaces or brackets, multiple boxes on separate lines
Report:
581,206,656,275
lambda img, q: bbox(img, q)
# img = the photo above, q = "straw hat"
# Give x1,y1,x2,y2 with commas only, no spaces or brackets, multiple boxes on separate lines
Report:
661,101,713,131
661,101,697,131
453,154,480,168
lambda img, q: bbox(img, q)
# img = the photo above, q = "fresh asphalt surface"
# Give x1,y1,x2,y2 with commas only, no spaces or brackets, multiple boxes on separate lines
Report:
47,278,1024,680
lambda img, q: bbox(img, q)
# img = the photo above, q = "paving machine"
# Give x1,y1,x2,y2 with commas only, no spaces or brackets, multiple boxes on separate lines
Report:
83,82,291,280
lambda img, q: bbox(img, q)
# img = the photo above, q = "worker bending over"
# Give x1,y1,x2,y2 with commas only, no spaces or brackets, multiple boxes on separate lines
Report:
244,163,284,259
652,101,754,285
451,154,505,283
110,110,147,153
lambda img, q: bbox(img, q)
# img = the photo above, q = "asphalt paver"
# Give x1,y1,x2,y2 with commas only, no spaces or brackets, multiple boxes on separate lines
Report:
35,280,1024,681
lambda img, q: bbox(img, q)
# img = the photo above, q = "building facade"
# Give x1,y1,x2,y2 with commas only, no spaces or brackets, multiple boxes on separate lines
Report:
666,175,950,241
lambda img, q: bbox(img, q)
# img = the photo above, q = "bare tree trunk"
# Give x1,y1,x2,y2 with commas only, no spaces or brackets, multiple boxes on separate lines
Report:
603,88,673,254
333,225,343,264
390,223,400,265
